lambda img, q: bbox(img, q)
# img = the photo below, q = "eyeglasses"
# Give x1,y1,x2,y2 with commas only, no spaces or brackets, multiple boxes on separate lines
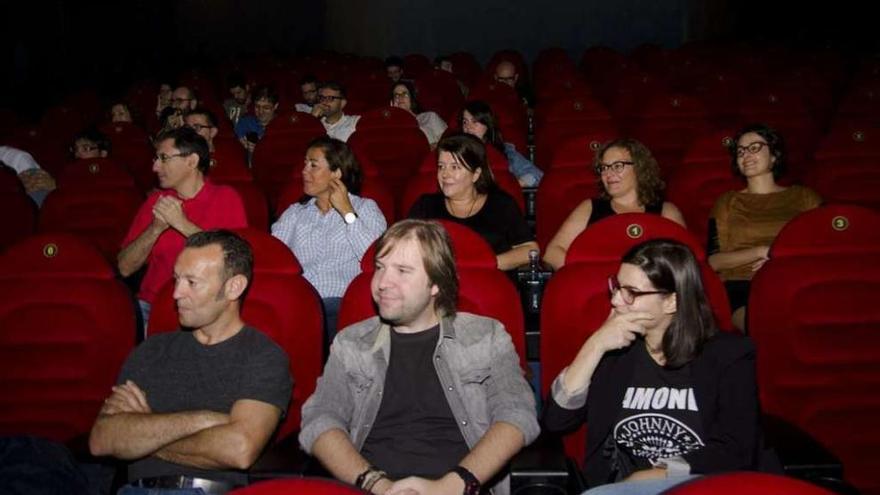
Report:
187,123,214,132
318,94,344,103
171,97,193,105
595,160,634,175
608,275,669,305
735,141,769,157
154,152,190,163
72,144,99,153
392,91,410,98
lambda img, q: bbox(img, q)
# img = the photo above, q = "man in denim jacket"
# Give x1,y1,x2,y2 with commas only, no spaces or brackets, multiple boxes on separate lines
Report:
300,219,539,495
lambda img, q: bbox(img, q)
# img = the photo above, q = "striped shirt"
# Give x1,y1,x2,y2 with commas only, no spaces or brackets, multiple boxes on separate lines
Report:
271,194,386,298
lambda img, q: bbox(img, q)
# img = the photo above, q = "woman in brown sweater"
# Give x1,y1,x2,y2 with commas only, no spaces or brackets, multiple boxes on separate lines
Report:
708,124,821,331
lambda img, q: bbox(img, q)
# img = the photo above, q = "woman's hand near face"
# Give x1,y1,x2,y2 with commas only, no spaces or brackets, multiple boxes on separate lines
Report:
561,309,654,394
328,178,354,215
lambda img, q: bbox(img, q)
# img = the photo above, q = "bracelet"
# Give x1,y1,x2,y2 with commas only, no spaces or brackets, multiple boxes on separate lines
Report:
355,467,374,490
450,466,481,495
363,470,388,492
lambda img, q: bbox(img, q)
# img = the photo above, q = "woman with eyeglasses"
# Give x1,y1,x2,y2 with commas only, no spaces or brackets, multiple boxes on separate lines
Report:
389,81,447,149
543,139,685,270
544,239,761,494
707,124,821,331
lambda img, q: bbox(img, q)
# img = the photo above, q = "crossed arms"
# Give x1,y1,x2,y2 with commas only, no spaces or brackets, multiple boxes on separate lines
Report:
89,380,281,470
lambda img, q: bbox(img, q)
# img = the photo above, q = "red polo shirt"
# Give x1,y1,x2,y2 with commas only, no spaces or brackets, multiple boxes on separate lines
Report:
121,181,248,303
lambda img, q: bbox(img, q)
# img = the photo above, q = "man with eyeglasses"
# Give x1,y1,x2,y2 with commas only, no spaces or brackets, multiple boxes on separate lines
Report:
233,85,279,156
311,81,360,142
493,61,533,107
160,86,200,130
118,127,247,331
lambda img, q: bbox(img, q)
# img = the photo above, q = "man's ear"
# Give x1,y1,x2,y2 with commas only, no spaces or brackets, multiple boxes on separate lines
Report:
224,274,248,301
340,98,347,111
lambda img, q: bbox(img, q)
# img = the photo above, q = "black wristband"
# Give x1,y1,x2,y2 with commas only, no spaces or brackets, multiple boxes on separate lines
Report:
451,466,481,495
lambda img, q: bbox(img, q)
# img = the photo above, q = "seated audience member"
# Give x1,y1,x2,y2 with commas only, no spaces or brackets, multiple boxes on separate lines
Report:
435,55,469,96
160,86,200,131
384,55,406,83
461,100,543,187
311,82,360,142
300,219,539,495
184,108,220,153
544,138,686,270
154,82,174,120
118,127,248,329
493,60,533,107
271,136,386,344
0,146,56,206
708,123,821,331
234,85,279,155
390,80,447,148
408,133,538,270
71,128,111,160
90,229,292,493
295,74,319,113
223,72,251,125
110,101,134,123
544,239,760,494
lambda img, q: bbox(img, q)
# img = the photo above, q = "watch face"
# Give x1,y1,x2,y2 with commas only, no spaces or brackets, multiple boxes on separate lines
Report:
344,212,357,224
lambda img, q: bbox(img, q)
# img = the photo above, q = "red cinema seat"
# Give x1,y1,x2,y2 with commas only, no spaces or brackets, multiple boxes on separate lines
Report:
344,72,390,114
38,187,143,263
0,234,135,443
353,106,420,131
547,130,620,171
337,221,527,366
749,252,880,495
769,204,880,258
534,167,601,249
813,127,880,165
565,213,707,263
148,228,321,440
348,125,429,193
231,477,365,495
399,169,525,219
209,139,252,185
534,97,615,168
415,70,465,119
0,190,36,252
630,93,711,172
403,53,433,79
6,125,69,176
801,159,880,211
251,113,325,206
226,181,269,231
447,52,482,89
664,472,835,495
56,158,138,191
487,50,529,83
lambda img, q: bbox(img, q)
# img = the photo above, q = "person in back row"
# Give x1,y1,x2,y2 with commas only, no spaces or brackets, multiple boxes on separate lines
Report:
311,81,360,142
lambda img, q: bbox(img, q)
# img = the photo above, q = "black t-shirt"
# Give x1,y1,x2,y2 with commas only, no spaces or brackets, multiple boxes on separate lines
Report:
588,198,664,227
407,189,533,254
118,327,292,485
612,342,705,471
360,325,469,480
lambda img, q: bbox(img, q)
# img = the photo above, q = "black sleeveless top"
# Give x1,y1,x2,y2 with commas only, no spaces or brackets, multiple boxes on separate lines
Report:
587,198,663,226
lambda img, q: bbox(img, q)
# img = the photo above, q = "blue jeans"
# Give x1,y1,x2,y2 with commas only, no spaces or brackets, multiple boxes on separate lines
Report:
118,487,205,495
583,475,700,495
138,299,151,339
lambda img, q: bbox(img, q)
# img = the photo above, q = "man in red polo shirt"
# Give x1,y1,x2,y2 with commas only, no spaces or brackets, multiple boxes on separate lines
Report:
118,126,247,332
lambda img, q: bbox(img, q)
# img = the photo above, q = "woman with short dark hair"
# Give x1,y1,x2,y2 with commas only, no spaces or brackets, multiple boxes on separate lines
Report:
707,123,821,331
544,239,761,494
271,136,387,344
408,133,537,270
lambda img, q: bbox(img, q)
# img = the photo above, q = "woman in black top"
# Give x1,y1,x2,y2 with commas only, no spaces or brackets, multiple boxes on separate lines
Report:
543,139,686,270
544,239,760,494
408,133,537,270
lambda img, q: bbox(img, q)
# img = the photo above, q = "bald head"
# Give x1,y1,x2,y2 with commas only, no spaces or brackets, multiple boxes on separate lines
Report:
494,61,518,87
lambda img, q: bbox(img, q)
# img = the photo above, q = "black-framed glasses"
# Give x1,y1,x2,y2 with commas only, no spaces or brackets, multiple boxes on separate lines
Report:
72,144,99,153
171,97,193,105
154,152,190,164
318,94,344,102
186,123,215,132
608,275,669,305
735,141,769,157
595,160,634,175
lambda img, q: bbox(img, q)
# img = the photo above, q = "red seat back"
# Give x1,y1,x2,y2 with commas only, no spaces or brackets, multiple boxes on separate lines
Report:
0,234,135,443
547,130,619,171
770,205,880,259
535,167,601,249
0,189,37,252
56,158,138,191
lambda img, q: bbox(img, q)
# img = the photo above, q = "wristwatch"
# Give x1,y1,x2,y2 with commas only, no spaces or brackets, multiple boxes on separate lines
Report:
451,466,481,495
344,211,358,224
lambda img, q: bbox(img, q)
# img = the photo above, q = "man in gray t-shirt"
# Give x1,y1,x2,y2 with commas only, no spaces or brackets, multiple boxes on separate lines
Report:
89,230,292,490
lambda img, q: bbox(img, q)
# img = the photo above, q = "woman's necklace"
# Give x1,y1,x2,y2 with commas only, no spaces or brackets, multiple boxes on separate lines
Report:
447,194,478,218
